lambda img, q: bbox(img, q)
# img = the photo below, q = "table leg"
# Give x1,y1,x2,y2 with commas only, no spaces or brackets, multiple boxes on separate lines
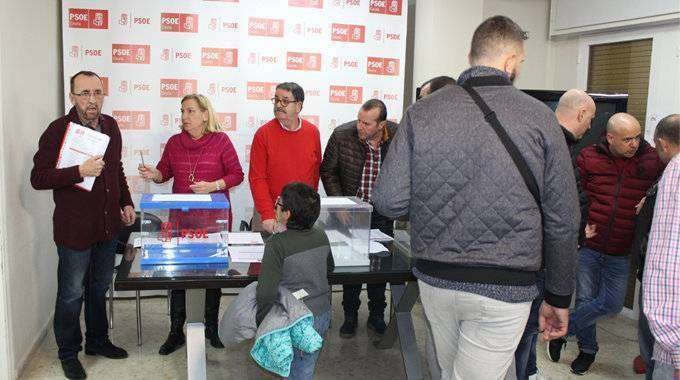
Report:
186,289,207,380
136,291,142,346
374,281,423,380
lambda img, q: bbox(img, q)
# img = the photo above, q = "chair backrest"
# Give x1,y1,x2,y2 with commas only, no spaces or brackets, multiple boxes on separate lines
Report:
115,211,162,255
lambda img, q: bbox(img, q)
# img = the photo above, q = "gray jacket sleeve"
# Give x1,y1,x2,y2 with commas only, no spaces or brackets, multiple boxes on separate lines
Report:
372,112,412,218
541,119,580,308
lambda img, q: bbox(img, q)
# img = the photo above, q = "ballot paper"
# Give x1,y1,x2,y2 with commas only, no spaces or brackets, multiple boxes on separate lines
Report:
331,245,369,266
369,241,389,254
227,232,264,245
151,194,212,202
56,122,110,191
229,245,265,263
369,229,394,242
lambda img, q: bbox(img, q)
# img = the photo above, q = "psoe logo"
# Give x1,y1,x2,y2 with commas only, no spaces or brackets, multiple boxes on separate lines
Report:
248,17,284,37
367,57,400,76
126,175,150,194
160,79,198,98
292,23,323,37
100,77,109,95
329,56,361,71
373,28,401,42
68,8,108,29
289,0,323,8
160,13,198,33
216,113,237,131
68,45,104,60
202,48,238,67
287,52,322,71
205,82,238,97
247,116,271,129
112,44,151,64
331,23,365,43
301,115,320,126
370,89,400,102
207,17,239,32
118,13,152,27
247,52,279,65
329,85,363,104
246,82,278,100
112,110,151,130
160,48,193,63
160,113,181,129
117,80,153,95
369,0,402,15
331,0,360,8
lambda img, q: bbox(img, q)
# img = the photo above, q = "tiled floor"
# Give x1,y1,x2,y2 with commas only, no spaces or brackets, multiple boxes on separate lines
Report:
21,290,645,379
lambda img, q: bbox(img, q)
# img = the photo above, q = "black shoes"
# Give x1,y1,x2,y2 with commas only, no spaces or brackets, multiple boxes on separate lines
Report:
339,315,358,339
60,357,86,379
367,317,387,336
547,337,567,362
571,351,596,375
84,339,128,359
205,325,224,349
158,331,186,355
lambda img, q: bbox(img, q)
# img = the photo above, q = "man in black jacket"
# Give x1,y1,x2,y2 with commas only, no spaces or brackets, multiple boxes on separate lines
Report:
320,99,397,338
512,89,594,379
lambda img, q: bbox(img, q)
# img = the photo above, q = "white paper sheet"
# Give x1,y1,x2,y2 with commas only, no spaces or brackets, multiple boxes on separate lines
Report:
370,229,394,242
331,245,370,266
151,194,212,202
56,122,110,191
227,232,264,245
228,245,265,263
320,197,356,206
325,230,350,244
369,241,389,253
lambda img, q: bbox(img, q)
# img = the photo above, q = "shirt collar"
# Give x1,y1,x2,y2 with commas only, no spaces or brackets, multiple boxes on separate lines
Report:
278,116,302,132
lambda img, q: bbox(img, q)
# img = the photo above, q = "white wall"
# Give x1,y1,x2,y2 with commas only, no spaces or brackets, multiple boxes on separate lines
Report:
413,0,553,93
0,0,62,377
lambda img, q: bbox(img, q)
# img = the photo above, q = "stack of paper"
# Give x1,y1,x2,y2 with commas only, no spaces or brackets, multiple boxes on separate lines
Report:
369,229,393,242
227,232,264,245
228,245,265,263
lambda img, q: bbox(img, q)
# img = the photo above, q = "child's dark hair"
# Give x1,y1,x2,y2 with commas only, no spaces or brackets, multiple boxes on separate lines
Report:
279,182,321,230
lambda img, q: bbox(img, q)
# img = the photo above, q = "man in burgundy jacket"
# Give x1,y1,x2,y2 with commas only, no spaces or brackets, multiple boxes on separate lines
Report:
548,112,663,375
31,71,135,379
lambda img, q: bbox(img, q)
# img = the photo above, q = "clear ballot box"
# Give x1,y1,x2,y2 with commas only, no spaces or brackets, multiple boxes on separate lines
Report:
139,193,230,266
316,197,372,266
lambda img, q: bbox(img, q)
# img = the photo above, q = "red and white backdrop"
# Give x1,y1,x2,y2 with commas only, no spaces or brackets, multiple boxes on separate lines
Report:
61,0,407,226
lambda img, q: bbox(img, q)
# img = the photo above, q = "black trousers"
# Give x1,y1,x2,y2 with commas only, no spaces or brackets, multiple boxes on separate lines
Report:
169,288,221,330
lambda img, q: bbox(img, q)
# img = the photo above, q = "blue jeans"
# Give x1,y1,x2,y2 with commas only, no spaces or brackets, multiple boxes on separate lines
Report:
513,272,544,379
639,285,655,380
54,239,116,360
286,310,331,380
568,247,630,354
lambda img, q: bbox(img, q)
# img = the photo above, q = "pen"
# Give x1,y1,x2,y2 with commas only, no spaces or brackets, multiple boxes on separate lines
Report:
139,151,145,167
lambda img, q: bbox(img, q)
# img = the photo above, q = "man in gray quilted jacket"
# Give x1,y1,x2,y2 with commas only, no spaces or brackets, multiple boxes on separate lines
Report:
373,15,579,379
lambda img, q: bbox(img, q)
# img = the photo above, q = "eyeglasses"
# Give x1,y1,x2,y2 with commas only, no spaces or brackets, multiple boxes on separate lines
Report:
275,196,284,209
271,97,298,107
72,90,105,99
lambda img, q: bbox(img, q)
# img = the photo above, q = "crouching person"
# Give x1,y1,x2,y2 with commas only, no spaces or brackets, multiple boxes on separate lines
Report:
219,182,334,378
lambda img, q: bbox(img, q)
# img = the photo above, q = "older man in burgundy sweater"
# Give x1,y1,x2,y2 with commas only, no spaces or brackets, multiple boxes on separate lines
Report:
31,71,134,379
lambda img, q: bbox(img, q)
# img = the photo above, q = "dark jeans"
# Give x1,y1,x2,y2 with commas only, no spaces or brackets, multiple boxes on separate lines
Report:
169,288,221,328
342,218,391,319
513,272,544,379
54,239,116,361
639,285,655,380
568,247,630,354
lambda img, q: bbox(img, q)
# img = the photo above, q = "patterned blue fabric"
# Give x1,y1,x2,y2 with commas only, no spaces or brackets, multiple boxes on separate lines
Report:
250,314,323,377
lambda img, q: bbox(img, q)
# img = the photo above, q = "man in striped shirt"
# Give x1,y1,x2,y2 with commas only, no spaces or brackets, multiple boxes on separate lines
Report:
643,114,680,380
320,99,398,338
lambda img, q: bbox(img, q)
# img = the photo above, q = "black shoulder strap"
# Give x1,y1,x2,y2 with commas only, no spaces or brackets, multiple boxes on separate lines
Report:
461,83,543,213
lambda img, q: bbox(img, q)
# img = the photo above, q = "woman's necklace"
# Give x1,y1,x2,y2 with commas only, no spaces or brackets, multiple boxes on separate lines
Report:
187,147,206,183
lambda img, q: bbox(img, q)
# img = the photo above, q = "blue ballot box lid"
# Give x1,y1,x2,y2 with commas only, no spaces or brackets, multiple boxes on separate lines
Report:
139,193,230,210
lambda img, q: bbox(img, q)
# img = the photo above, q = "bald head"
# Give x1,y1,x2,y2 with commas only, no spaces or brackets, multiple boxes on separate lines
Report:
555,89,596,139
653,114,680,164
606,113,642,158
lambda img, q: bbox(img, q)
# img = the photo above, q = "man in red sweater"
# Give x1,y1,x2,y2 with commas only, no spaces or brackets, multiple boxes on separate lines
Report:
249,82,321,233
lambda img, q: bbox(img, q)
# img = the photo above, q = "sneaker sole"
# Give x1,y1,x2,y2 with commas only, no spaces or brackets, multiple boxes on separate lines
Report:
84,350,128,359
